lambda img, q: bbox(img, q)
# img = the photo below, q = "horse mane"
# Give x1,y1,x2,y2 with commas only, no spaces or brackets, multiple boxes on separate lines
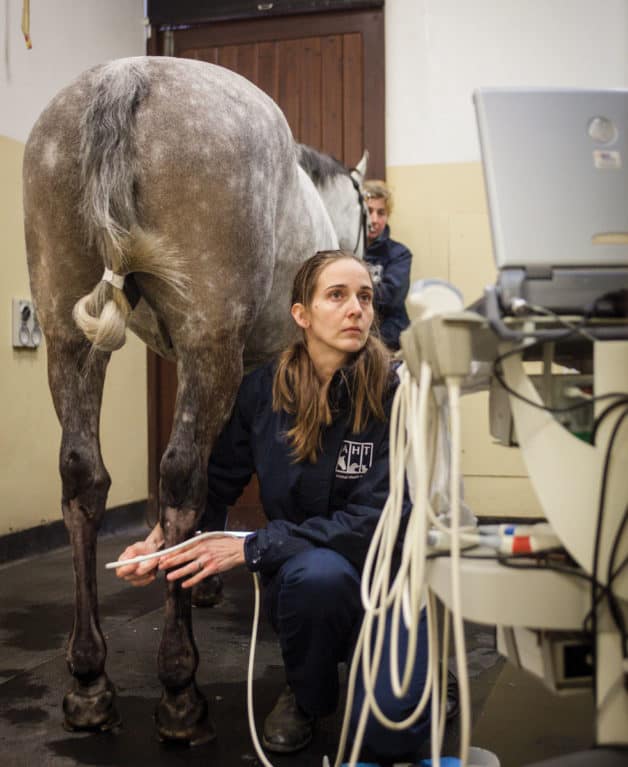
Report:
296,143,350,186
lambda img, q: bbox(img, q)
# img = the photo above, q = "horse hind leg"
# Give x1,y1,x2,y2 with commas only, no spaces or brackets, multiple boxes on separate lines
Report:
154,342,244,745
47,336,119,732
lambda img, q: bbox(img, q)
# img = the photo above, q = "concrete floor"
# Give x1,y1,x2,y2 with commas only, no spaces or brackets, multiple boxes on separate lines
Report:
0,527,600,767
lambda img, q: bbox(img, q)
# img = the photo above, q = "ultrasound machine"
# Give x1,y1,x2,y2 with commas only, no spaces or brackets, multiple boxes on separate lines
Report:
391,87,628,767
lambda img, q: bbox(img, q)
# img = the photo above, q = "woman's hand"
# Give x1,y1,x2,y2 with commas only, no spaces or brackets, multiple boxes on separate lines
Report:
115,524,164,587
158,536,246,589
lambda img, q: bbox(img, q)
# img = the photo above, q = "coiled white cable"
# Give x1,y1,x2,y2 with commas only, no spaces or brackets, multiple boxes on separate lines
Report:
334,363,441,767
332,363,473,767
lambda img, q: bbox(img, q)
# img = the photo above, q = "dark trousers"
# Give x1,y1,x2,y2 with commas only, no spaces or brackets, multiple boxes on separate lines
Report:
263,548,431,761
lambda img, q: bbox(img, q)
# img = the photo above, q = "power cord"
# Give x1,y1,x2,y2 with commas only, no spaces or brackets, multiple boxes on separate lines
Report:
493,338,627,420
590,409,628,691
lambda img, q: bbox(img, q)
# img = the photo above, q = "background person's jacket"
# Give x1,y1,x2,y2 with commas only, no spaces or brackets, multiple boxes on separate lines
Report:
364,225,412,350
204,361,409,577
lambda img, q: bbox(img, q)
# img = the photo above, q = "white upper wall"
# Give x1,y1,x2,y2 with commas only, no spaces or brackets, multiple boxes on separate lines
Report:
0,0,145,143
386,0,628,166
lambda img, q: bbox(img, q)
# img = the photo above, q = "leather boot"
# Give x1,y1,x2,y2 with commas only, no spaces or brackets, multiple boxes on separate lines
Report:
262,686,314,753
191,573,223,608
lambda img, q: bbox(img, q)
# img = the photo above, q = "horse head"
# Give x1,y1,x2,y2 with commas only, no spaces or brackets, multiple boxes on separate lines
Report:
297,144,369,257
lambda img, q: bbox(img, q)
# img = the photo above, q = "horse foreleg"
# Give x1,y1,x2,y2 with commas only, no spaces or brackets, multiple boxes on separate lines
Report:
155,346,242,744
47,338,118,731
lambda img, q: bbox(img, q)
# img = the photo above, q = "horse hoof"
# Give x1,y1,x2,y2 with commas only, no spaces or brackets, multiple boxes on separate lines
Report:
63,716,121,734
62,674,121,732
155,686,215,746
156,723,216,747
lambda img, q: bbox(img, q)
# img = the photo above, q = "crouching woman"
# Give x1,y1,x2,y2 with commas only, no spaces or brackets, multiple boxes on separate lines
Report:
116,250,430,763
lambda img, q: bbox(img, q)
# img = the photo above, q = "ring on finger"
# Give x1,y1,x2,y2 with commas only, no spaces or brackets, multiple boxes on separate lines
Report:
196,559,204,572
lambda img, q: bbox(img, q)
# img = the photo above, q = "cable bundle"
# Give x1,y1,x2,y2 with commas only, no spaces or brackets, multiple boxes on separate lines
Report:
334,362,472,767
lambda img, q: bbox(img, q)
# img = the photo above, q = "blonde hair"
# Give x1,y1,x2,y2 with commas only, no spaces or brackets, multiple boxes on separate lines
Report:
363,179,393,216
273,250,392,463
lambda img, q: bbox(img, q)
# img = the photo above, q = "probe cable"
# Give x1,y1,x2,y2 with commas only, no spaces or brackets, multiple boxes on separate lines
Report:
104,530,251,570
246,571,276,767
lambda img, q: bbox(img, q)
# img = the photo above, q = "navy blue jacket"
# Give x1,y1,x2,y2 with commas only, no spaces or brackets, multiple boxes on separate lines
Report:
364,225,412,350
205,362,408,578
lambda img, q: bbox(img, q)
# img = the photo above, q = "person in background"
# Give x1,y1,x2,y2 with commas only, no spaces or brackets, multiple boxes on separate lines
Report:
115,250,431,763
363,179,412,351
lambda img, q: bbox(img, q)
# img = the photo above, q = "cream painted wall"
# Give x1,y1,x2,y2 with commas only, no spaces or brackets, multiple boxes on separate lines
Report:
384,0,628,518
387,162,545,517
1,136,148,534
1,1,146,535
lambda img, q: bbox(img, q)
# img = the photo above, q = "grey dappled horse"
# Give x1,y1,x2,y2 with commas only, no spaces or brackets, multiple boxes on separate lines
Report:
22,56,367,743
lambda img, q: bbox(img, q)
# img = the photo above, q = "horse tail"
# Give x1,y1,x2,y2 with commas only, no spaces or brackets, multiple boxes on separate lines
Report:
73,60,187,352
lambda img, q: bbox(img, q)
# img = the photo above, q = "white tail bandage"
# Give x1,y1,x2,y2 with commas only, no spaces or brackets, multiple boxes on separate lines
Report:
102,267,125,290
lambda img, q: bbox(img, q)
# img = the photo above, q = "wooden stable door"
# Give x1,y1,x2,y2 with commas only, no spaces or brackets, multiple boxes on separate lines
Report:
146,8,385,521
149,9,385,175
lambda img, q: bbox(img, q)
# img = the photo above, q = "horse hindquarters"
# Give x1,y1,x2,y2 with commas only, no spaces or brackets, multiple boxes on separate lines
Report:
24,55,299,742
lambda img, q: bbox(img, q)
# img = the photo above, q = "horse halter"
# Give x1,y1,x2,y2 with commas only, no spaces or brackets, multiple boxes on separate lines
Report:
349,172,368,258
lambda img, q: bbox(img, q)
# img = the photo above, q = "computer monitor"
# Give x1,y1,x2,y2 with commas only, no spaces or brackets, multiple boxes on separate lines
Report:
474,88,628,314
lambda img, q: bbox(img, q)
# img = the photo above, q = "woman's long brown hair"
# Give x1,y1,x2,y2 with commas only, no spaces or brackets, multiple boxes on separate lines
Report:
273,250,392,463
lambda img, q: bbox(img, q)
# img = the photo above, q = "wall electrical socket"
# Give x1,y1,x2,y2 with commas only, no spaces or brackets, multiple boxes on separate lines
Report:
12,299,42,349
